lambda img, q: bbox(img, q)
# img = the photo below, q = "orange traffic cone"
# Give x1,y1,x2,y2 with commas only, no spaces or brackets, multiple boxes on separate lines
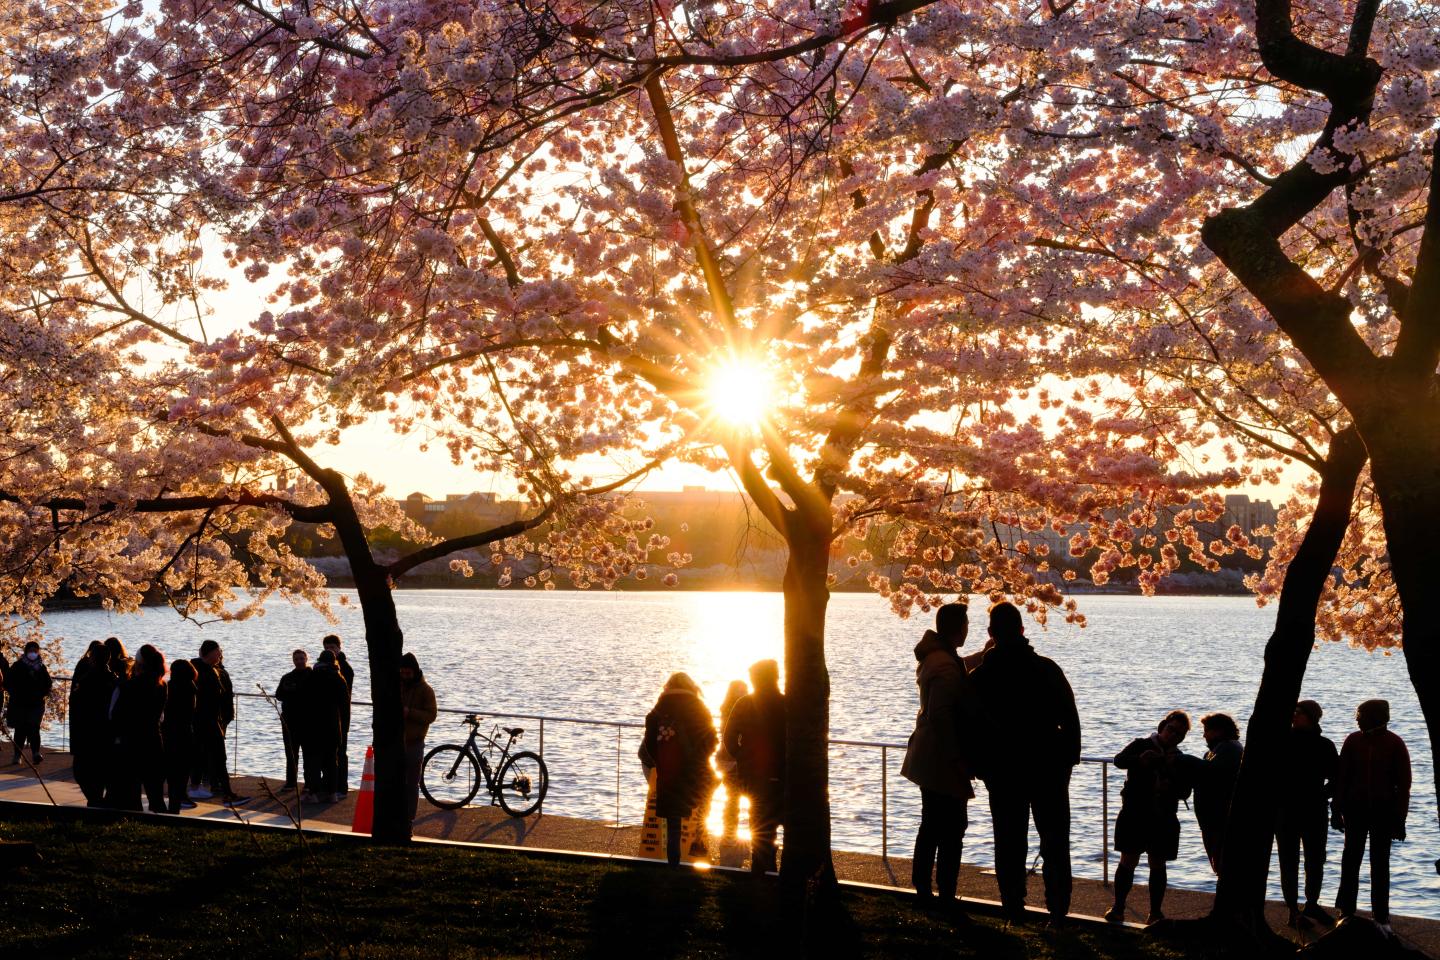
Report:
350,745,375,834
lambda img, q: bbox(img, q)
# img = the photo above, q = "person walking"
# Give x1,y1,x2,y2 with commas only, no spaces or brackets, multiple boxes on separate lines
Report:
900,602,979,907
400,652,437,820
1194,712,1242,872
5,641,52,765
322,634,355,796
163,659,198,812
970,601,1081,922
643,672,717,867
1334,699,1411,933
722,660,786,874
1277,699,1339,928
1104,711,1194,925
275,650,311,790
302,648,349,803
111,645,168,813
191,640,246,805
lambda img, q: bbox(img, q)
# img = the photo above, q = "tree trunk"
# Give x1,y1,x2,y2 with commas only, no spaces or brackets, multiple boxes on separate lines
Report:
779,520,836,901
1364,406,1440,839
325,479,411,843
1212,427,1366,922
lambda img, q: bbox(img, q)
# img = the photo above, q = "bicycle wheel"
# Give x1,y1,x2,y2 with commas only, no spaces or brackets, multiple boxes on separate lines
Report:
495,751,548,817
421,745,481,809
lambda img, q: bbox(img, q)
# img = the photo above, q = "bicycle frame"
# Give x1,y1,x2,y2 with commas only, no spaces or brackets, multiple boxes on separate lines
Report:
455,717,522,800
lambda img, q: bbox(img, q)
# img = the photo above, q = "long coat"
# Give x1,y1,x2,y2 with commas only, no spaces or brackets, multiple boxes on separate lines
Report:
643,689,717,819
4,655,52,726
901,631,977,799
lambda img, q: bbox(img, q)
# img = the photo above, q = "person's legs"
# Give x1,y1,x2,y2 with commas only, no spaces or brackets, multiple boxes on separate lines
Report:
1335,818,1367,918
666,815,683,866
1301,807,1329,913
987,781,1029,917
1370,825,1392,924
282,717,300,787
166,746,190,812
1108,851,1139,921
403,743,424,821
1147,855,1168,921
143,745,167,812
338,707,351,795
750,786,781,875
934,795,968,901
912,788,941,896
1031,771,1073,918
1276,816,1301,911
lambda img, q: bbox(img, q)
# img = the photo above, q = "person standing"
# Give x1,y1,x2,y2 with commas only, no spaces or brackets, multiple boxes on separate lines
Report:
191,640,247,805
71,644,119,804
322,634,355,796
275,650,311,790
970,601,1081,922
1334,699,1411,933
643,672,717,867
1277,699,1339,928
163,659,198,812
302,649,349,803
5,641,52,765
111,645,168,813
1194,712,1242,872
901,602,978,906
399,652,437,820
716,678,750,838
1104,711,1194,925
722,660,786,874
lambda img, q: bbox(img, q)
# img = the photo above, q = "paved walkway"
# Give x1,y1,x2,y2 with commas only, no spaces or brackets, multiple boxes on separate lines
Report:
2,751,1435,956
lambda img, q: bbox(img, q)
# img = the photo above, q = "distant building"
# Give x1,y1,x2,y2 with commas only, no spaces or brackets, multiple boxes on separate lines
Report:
404,491,521,532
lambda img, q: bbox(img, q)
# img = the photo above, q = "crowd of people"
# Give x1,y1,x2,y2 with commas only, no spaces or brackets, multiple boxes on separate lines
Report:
639,599,1415,934
0,604,1421,930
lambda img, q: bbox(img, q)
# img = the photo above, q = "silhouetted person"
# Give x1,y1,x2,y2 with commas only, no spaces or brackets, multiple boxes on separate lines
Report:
98,636,134,803
1334,698,1411,932
5,640,51,765
400,652,437,820
111,645,168,812
722,660,786,874
71,643,119,804
191,640,246,804
302,648,349,804
275,649,310,790
716,679,750,838
323,634,355,795
643,672,717,866
971,601,1081,921
1194,712,1242,872
1105,710,1193,926
901,602,979,906
0,649,7,732
1277,699,1338,928
163,659,198,812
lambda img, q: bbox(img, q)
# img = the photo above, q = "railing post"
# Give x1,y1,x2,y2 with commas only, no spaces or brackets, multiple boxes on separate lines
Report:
615,724,622,828
881,745,888,861
539,718,544,759
1101,760,1110,886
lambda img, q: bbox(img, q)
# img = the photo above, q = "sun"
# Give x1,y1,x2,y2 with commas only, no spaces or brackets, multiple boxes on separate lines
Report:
704,355,774,428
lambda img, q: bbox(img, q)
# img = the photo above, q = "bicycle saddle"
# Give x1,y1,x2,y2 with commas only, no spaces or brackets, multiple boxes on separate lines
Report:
503,726,524,737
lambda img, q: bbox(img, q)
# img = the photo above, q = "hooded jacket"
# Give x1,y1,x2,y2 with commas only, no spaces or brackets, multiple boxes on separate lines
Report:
644,688,717,819
399,655,437,750
901,630,978,798
4,653,52,724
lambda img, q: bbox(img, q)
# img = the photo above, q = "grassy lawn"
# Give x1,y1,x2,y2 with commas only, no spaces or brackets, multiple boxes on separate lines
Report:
0,816,1201,960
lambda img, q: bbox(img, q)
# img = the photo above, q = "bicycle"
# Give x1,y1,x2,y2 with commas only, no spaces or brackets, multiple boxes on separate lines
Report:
420,714,549,816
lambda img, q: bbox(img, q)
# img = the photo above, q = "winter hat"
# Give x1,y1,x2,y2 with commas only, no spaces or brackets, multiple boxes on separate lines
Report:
1356,699,1390,731
1295,700,1323,725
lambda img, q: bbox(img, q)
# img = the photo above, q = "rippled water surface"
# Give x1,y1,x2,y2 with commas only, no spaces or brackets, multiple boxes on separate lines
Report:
38,591,1438,917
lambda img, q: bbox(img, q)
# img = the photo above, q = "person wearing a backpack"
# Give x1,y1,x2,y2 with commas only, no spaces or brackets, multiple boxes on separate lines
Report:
642,672,717,866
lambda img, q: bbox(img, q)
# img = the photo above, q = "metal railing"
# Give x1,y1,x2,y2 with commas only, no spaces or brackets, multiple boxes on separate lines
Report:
42,677,1115,882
